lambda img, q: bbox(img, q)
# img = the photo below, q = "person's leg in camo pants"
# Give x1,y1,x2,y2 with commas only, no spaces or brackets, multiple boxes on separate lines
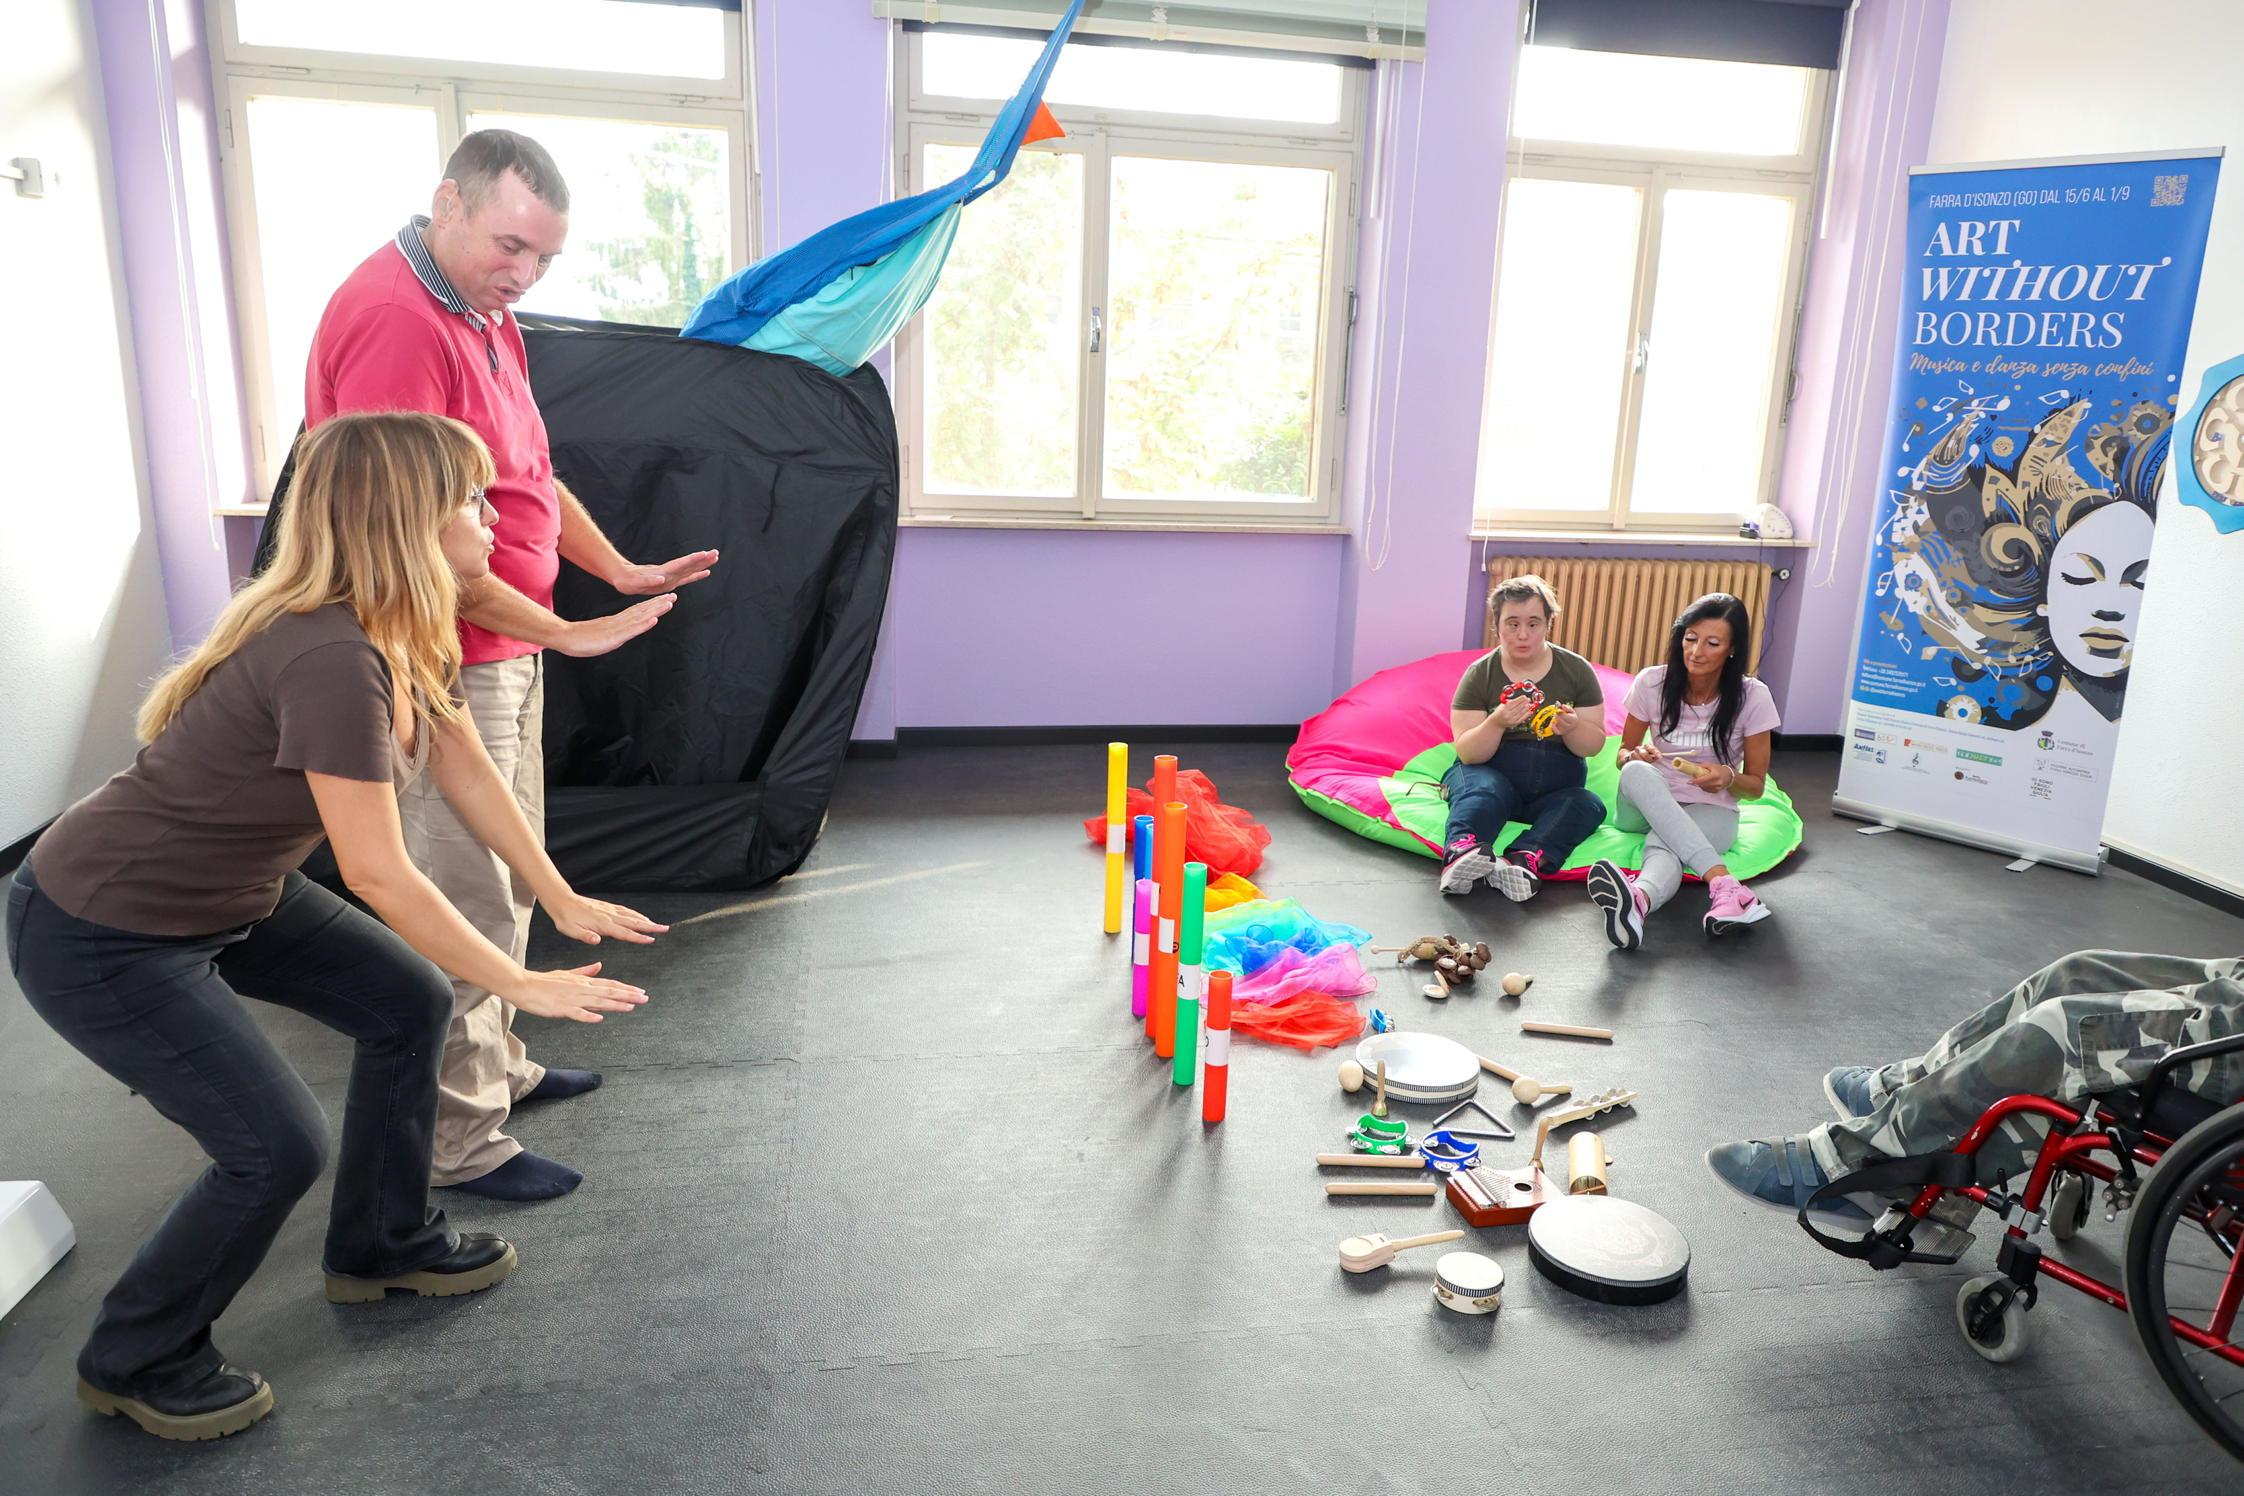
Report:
1805,950,2244,1187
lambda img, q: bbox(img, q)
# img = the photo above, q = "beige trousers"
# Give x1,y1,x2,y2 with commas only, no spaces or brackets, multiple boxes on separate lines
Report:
400,653,548,1185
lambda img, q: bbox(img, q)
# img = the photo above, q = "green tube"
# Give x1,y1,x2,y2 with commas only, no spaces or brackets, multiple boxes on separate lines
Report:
1173,862,1207,1086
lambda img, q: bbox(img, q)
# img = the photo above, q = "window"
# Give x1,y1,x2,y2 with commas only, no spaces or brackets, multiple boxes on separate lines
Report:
208,0,757,500
898,28,1363,525
1475,46,1827,533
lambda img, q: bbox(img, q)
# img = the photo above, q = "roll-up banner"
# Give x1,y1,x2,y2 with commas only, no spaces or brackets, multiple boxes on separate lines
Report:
1835,151,2222,872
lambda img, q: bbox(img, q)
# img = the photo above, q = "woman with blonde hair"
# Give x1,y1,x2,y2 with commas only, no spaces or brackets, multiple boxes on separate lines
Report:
5,411,661,1442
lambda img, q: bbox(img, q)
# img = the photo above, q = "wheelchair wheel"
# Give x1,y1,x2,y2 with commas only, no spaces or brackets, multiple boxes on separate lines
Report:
2048,1173,2090,1243
2124,1104,2244,1461
1955,1272,2033,1363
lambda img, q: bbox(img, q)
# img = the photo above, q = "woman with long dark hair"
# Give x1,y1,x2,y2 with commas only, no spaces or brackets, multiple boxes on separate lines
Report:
1585,593,1780,949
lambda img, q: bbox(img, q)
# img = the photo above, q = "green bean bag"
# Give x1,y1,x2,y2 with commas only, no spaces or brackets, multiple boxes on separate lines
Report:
1287,649,1804,881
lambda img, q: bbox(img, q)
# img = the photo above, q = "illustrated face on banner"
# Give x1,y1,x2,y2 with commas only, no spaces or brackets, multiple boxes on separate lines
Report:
2042,500,2151,680
1876,395,2169,730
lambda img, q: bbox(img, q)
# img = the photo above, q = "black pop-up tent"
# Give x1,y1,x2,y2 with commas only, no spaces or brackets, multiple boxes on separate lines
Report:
522,315,896,891
254,314,897,893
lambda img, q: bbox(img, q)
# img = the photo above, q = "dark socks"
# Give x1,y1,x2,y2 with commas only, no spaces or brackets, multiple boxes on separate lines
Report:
520,1067,602,1104
439,1151,582,1201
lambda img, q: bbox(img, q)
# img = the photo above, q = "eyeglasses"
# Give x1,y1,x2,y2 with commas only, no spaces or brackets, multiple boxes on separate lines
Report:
467,486,489,506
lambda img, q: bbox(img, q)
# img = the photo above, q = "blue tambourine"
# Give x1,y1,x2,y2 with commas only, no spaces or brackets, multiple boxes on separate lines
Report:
2175,351,2244,534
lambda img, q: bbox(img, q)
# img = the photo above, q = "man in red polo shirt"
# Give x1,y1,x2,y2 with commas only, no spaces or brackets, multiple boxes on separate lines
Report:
306,130,717,1201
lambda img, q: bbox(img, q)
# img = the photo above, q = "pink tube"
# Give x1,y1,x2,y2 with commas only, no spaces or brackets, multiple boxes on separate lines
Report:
1131,877,1153,1019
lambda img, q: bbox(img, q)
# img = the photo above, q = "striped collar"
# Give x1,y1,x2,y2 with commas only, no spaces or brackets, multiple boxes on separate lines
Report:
395,216,497,331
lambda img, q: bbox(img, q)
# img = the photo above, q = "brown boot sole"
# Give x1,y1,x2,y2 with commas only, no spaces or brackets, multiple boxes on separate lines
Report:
323,1241,518,1304
77,1377,274,1441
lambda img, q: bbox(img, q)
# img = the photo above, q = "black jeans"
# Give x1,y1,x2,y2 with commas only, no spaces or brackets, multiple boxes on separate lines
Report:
5,864,456,1393
1441,737,1606,868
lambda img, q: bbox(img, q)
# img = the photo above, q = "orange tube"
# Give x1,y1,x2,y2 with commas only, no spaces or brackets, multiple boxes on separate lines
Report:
1203,970,1232,1124
1151,800,1186,1057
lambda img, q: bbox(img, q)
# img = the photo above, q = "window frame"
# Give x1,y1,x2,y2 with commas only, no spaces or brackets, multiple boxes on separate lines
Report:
895,25,1364,526
206,0,760,505
1477,62,1831,536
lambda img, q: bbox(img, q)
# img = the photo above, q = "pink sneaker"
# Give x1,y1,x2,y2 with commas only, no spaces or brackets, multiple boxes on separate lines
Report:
1438,834,1495,895
1703,874,1771,936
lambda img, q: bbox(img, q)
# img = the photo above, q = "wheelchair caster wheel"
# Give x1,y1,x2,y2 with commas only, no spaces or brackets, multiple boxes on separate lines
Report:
1956,1272,2034,1363
2048,1175,2089,1243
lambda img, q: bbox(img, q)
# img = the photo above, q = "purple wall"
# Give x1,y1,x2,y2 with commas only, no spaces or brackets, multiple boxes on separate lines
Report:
92,0,253,648
1759,0,1951,729
1336,0,1514,694
119,0,1951,739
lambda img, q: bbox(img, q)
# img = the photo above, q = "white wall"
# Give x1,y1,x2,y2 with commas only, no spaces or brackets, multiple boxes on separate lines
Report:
1926,0,2244,895
0,0,177,845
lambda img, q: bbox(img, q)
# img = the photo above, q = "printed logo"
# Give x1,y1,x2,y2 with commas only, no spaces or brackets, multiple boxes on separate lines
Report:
1854,728,1877,741
1957,750,2002,766
2036,730,2055,751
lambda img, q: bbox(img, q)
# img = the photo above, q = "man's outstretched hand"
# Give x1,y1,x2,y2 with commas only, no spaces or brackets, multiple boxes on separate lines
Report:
612,550,720,595
553,594,676,658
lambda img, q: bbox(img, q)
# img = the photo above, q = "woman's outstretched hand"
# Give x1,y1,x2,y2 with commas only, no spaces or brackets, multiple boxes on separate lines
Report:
547,892,668,946
505,963,650,1023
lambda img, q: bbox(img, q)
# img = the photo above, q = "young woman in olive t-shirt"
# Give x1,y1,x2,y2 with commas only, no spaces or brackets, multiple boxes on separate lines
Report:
1441,574,1609,898
5,413,661,1442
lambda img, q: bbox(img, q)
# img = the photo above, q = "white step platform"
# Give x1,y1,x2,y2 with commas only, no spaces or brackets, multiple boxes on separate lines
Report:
0,1181,75,1319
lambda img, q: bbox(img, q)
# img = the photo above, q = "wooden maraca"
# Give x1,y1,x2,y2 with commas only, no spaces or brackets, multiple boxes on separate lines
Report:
1509,1075,1573,1104
1337,1229,1465,1274
1475,1052,1568,1105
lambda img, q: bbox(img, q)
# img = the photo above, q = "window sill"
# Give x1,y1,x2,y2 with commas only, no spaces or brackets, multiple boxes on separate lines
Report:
1470,526,1814,549
902,514,1348,536
217,505,268,519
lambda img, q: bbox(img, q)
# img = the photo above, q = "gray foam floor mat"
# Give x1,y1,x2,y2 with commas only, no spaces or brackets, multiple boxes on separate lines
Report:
2,745,2239,1493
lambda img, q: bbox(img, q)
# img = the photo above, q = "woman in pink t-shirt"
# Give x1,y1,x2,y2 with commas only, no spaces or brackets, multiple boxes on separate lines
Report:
1586,594,1781,949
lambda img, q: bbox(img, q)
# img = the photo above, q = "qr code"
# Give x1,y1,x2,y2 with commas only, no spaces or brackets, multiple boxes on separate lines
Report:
2152,174,2188,206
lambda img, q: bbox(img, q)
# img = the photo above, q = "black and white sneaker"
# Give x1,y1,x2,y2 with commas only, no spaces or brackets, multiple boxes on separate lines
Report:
1586,858,1644,950
1487,847,1543,902
1438,835,1494,895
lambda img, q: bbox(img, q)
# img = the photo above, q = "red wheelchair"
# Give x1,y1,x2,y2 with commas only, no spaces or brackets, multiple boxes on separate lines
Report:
1799,1032,2244,1461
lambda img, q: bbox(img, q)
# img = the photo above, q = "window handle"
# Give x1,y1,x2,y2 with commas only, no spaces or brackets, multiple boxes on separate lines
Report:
1632,334,1650,373
1089,306,1104,355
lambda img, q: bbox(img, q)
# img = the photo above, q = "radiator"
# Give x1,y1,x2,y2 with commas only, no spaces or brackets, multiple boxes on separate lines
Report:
1482,556,1771,675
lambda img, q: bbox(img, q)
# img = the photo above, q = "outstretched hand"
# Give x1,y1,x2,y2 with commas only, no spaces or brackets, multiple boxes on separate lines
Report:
553,595,676,658
506,963,650,1023
548,893,668,946
612,550,720,595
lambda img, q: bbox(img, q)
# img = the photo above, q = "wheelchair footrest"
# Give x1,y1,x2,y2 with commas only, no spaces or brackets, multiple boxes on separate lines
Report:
1872,1201,1977,1264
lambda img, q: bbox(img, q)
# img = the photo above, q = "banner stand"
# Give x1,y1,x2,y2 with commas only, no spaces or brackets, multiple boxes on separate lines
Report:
1833,149,2222,874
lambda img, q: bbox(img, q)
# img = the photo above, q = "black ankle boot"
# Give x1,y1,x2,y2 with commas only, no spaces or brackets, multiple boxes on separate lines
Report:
324,1231,518,1304
78,1362,274,1441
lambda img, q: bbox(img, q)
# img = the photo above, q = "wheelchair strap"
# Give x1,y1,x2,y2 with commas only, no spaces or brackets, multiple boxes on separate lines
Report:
1796,1152,1979,1267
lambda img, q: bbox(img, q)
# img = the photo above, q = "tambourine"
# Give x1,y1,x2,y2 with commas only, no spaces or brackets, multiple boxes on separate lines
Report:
1415,1131,1482,1174
1530,702,1568,739
1432,1251,1505,1315
1497,680,1544,709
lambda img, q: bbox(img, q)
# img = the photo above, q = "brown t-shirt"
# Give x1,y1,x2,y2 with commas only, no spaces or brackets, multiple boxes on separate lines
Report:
31,605,414,936
1451,645,1605,742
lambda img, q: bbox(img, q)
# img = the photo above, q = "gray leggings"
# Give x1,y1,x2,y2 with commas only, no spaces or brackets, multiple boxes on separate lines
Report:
1613,758,1738,911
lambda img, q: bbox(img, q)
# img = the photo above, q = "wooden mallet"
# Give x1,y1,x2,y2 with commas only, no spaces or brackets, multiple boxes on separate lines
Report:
1338,1229,1465,1273
1476,1053,1569,1105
